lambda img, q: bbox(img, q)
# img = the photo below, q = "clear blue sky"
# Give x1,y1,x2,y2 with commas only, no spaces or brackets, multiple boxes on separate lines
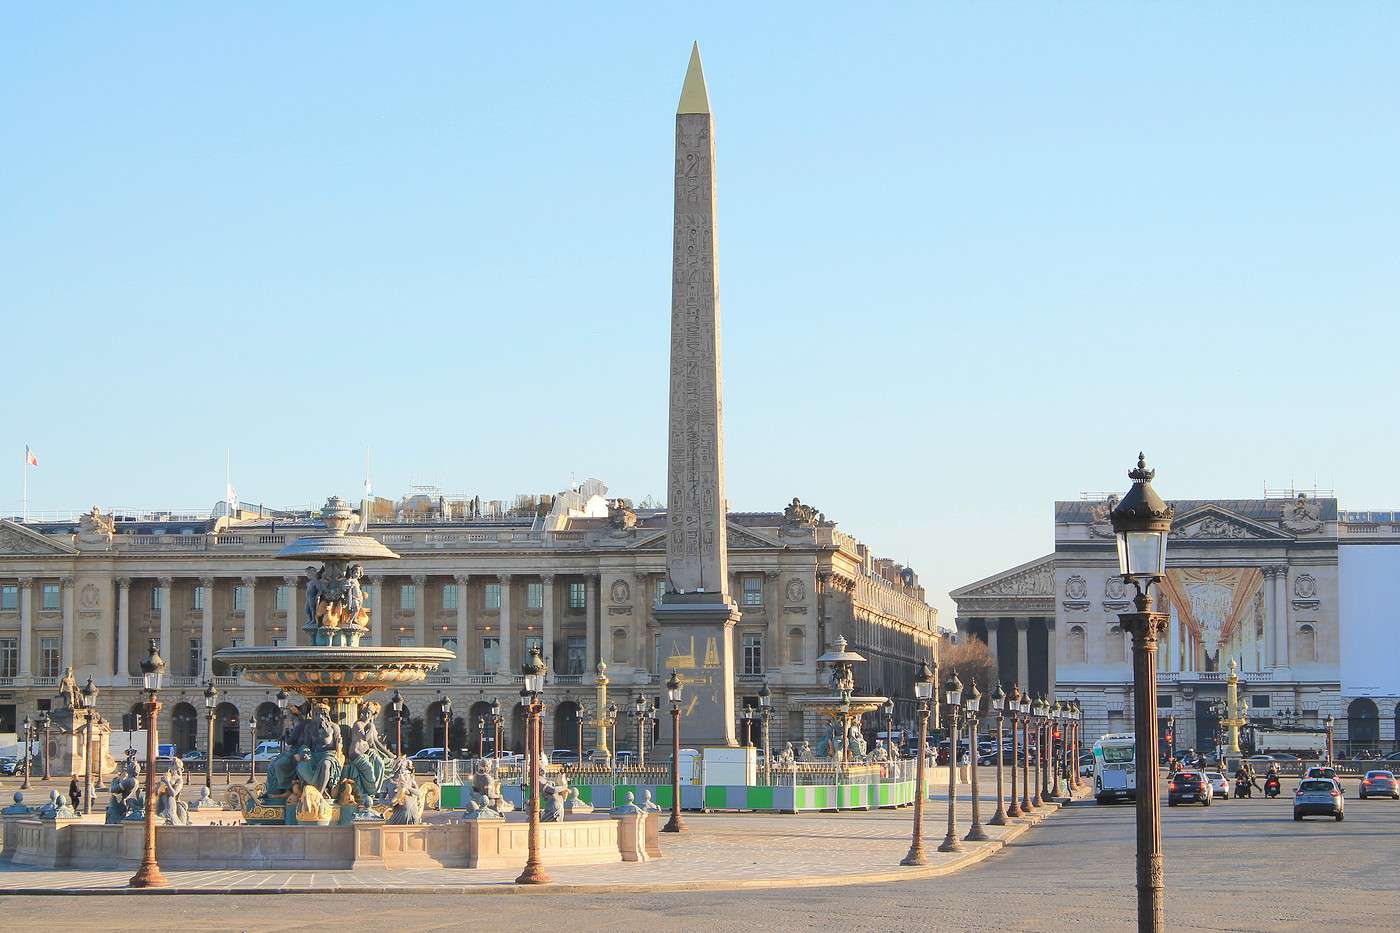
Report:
5,4,1398,624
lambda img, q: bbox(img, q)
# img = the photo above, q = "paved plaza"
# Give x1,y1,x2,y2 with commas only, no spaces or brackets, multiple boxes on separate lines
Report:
2,782,1396,931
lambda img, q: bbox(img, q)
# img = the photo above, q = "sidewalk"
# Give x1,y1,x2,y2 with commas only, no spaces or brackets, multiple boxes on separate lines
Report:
0,774,1090,895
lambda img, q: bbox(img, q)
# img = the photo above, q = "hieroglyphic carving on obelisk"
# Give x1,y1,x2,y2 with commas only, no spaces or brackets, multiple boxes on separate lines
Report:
666,42,729,598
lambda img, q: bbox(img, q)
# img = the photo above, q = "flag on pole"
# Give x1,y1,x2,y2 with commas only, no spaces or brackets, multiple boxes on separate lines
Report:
25,446,37,467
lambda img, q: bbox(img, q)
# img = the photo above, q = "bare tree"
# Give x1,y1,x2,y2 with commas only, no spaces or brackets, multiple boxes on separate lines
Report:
938,637,998,695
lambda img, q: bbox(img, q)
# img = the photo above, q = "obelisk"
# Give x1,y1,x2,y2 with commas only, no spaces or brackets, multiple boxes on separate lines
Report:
654,43,741,748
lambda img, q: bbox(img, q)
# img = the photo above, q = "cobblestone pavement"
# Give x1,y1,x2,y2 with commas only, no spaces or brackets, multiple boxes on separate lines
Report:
8,780,1393,931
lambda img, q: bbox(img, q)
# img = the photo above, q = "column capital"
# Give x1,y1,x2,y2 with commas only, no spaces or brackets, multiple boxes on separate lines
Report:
241,575,257,587
367,574,385,585
60,576,75,590
540,573,555,584
114,577,131,590
497,572,512,584
410,573,427,586
198,576,216,588
283,574,299,587
157,576,173,588
453,573,470,585
1015,618,1029,632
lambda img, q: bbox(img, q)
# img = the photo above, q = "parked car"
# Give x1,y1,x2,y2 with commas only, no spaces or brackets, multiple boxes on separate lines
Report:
241,740,281,763
1269,752,1300,761
550,749,580,765
1382,751,1400,762
1247,754,1276,768
1204,771,1231,800
1359,770,1398,800
0,757,19,776
1078,753,1095,777
1167,771,1211,807
1294,777,1344,821
409,747,446,761
182,749,206,764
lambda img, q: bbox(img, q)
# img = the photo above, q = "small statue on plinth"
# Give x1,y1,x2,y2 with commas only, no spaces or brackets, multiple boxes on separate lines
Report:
191,786,216,810
344,702,392,807
610,790,643,816
564,786,593,815
540,775,568,822
2,791,31,815
778,742,797,769
106,750,142,824
57,667,79,710
638,789,661,812
798,740,814,762
467,771,502,819
39,789,78,820
156,758,190,826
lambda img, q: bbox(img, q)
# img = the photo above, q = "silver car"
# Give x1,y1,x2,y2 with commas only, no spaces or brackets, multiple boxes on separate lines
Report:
1294,777,1345,821
1360,770,1399,800
1205,771,1230,800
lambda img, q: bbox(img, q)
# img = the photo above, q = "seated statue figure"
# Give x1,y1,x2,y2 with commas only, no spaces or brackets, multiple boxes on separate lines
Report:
383,757,424,825
467,770,502,819
292,704,343,796
39,789,78,820
848,725,868,759
343,702,391,806
540,775,568,822
105,752,142,824
155,758,190,826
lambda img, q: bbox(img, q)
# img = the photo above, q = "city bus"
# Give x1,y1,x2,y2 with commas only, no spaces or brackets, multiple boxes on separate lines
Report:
1092,733,1137,804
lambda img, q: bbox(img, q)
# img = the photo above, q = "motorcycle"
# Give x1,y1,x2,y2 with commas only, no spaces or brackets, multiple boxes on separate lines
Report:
1264,776,1281,799
1235,778,1253,799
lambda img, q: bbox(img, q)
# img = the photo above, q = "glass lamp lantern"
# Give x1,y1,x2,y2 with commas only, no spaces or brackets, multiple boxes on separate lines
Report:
913,658,934,702
204,682,217,711
139,639,165,694
522,647,547,694
666,670,682,704
276,688,288,711
944,672,964,708
1109,453,1174,583
490,697,501,719
991,683,1006,712
964,680,981,714
759,681,772,709
391,689,404,718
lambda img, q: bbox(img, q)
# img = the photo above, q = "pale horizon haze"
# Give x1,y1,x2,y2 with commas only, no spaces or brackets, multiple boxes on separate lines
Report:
5,4,1399,626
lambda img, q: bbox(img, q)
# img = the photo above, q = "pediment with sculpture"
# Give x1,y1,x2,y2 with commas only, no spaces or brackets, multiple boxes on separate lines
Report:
0,520,78,556
1169,505,1292,542
951,557,1055,609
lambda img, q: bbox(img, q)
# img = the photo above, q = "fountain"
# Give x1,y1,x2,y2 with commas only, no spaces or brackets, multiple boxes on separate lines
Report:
797,636,889,769
214,496,454,825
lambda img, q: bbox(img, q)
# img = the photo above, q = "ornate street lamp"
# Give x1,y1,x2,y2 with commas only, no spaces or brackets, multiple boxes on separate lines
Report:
129,639,167,889
203,681,218,788
575,705,589,762
1030,696,1046,806
1324,714,1335,764
988,684,1008,826
275,689,289,756
740,705,755,749
441,694,454,761
938,671,965,854
80,677,99,815
1071,700,1083,788
963,680,988,842
883,698,896,759
390,689,405,757
491,697,503,761
758,681,774,784
1109,452,1174,933
663,671,687,833
1007,684,1022,819
38,712,51,781
603,702,619,768
1018,691,1034,813
516,647,550,885
19,715,31,790
247,713,259,785
1051,703,1065,799
901,657,935,866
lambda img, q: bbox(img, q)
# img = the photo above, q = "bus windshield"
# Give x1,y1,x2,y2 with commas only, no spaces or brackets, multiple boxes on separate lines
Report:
1102,746,1134,764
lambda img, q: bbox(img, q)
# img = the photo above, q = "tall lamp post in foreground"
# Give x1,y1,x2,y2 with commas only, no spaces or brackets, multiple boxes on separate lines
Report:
203,682,218,787
1109,453,1174,933
901,657,935,866
247,713,259,784
79,677,99,815
516,647,550,885
129,639,167,889
937,672,965,853
989,684,1008,825
39,712,51,780
1324,714,1335,764
663,671,687,833
440,694,454,761
391,689,405,757
1017,691,1033,812
1007,685,1022,818
1029,697,1044,809
963,680,988,842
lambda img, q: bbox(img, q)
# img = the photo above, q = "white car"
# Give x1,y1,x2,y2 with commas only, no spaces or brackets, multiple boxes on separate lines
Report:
241,740,281,763
1204,771,1230,800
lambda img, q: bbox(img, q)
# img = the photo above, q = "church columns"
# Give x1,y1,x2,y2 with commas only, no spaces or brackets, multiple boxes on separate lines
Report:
411,574,427,647
1272,566,1289,668
983,618,999,675
1016,619,1030,689
1169,610,1181,672
454,574,470,679
540,574,555,675
367,574,383,647
200,576,215,679
285,575,301,647
1045,618,1057,697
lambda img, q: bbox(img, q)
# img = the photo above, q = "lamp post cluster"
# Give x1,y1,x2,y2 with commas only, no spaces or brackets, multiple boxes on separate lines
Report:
632,694,657,767
938,672,965,854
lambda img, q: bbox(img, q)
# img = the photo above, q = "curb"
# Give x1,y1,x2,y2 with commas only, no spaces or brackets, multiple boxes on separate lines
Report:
0,794,1086,896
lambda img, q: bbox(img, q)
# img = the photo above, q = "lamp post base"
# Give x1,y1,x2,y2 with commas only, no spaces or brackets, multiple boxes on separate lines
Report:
129,862,168,888
963,824,989,842
515,862,551,885
662,813,687,833
900,844,927,866
988,810,1007,826
937,835,963,854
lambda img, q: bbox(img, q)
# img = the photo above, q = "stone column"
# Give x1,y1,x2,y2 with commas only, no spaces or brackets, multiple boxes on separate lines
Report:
411,574,427,647
60,577,75,672
497,573,513,674
200,576,215,679
284,575,300,648
242,576,257,648
1045,618,1058,698
454,574,470,679
540,574,555,675
1015,619,1030,689
1274,566,1289,668
157,577,172,657
764,571,780,668
115,577,131,684
1168,610,1180,672
585,575,599,675
1261,568,1276,668
983,617,999,677
17,578,33,682
367,574,384,647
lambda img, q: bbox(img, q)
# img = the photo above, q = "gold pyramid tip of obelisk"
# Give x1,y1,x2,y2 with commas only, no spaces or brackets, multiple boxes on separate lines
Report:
677,41,710,115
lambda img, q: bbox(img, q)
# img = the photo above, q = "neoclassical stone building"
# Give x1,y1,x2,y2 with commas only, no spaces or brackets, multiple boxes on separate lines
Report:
0,491,937,757
955,494,1400,754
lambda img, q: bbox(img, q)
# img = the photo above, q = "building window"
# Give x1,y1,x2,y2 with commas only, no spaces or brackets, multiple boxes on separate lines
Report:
442,584,458,611
742,633,763,676
399,584,417,611
233,586,247,612
567,637,586,675
741,577,763,607
1251,695,1271,708
526,582,543,610
787,627,805,665
397,635,415,648
188,638,202,677
568,582,586,610
39,637,60,678
1157,694,1173,709
0,637,16,678
654,580,667,605
653,633,663,672
0,586,16,611
41,584,60,611
482,637,501,670
275,586,289,611
440,636,457,671
151,587,163,611
484,584,501,610
192,586,205,611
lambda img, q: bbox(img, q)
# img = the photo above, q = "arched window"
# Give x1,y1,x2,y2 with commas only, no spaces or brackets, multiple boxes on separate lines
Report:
171,702,198,755
1348,698,1380,754
1067,625,1087,664
611,627,628,665
213,702,240,757
1107,625,1126,664
787,627,805,665
1295,624,1316,664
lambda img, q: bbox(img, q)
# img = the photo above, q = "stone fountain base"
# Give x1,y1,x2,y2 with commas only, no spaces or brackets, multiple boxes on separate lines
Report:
0,811,655,871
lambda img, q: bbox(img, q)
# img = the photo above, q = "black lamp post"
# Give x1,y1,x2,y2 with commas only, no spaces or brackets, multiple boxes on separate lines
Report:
441,694,453,760
1051,702,1065,799
391,689,404,757
275,689,289,756
129,639,167,888
575,705,588,761
603,702,618,768
80,677,99,815
741,705,755,748
516,647,550,885
203,681,218,788
1109,453,1174,933
1007,684,1022,818
883,698,896,759
1019,691,1034,813
19,716,31,791
663,671,687,833
758,681,773,784
938,672,965,853
989,684,1008,826
38,712,51,781
901,657,935,866
491,697,503,761
1324,714,1335,764
963,680,988,842
247,713,259,784
1071,700,1083,788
